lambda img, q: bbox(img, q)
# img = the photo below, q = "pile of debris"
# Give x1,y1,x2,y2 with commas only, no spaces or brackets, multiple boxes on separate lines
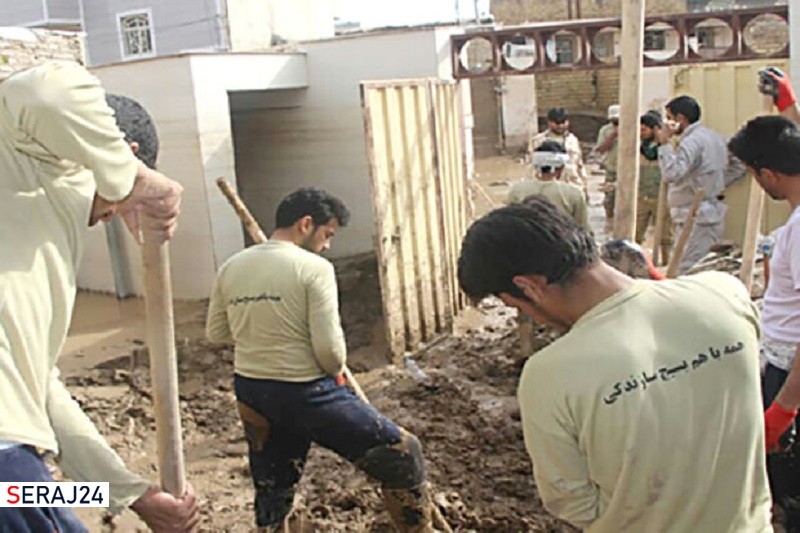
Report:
685,241,766,299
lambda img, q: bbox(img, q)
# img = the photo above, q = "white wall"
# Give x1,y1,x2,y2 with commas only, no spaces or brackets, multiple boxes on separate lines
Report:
270,0,334,42
641,66,671,112
189,53,308,269
84,56,210,298
226,0,273,51
80,53,307,299
502,75,536,149
226,28,460,259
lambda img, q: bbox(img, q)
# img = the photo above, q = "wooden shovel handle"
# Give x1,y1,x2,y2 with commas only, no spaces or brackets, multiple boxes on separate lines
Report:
141,223,186,496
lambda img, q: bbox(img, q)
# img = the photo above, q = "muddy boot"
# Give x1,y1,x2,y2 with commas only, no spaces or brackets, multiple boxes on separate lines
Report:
383,483,434,533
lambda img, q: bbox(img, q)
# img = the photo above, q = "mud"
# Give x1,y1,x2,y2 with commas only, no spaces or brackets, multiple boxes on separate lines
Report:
63,297,571,532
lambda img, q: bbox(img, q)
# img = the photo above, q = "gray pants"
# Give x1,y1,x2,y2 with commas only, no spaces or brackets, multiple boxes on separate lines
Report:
671,201,726,274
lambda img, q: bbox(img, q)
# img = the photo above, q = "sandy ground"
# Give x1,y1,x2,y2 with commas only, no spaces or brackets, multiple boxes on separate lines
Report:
56,156,623,532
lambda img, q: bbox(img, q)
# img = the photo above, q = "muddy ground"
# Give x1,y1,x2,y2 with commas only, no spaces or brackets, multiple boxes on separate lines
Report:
59,156,756,532
59,155,587,532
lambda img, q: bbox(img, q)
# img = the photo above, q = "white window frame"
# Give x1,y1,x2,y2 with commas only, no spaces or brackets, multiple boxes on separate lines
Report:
116,8,156,61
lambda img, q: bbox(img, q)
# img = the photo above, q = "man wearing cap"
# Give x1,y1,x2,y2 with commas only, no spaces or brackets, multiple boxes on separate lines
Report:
595,105,620,227
509,140,588,230
529,107,587,196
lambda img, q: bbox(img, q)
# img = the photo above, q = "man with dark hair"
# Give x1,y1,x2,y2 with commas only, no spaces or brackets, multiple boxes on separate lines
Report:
0,61,198,531
106,94,160,169
508,140,588,229
657,95,729,273
206,188,434,532
730,108,800,530
457,197,771,532
636,111,672,262
529,107,587,195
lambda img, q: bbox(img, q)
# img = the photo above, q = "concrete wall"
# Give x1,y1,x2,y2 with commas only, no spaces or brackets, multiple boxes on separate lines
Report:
81,0,223,65
83,56,206,297
226,0,272,51
47,0,81,22
270,0,334,42
81,53,308,299
502,75,537,150
189,53,308,270
228,28,460,260
0,3,46,27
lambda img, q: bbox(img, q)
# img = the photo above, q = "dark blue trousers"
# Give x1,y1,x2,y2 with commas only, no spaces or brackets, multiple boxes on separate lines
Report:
234,374,405,527
0,445,88,533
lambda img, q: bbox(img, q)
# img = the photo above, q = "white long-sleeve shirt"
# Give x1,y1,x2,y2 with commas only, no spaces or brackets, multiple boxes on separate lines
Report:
0,61,150,512
518,272,772,532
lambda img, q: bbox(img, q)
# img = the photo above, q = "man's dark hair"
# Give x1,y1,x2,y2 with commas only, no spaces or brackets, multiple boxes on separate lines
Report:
275,187,351,229
728,115,800,175
640,112,662,128
458,195,598,302
536,139,567,154
666,95,701,124
547,107,569,123
106,94,159,169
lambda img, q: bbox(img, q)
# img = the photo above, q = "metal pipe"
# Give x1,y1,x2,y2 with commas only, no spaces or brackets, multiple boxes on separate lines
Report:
105,216,133,299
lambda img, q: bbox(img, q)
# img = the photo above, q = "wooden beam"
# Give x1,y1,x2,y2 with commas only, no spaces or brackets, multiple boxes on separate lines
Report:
612,0,645,241
739,95,773,293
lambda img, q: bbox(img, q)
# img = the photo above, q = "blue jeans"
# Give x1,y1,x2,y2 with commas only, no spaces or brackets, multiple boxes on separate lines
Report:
234,374,422,528
0,445,88,533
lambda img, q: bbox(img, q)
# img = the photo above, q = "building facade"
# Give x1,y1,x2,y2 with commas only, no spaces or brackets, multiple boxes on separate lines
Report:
2,0,335,66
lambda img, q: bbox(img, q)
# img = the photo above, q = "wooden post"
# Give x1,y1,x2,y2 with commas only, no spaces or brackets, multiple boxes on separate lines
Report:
141,224,186,497
666,189,704,279
652,179,668,265
739,96,773,293
612,0,646,241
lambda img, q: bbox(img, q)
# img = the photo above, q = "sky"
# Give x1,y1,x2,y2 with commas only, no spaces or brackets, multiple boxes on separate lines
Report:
332,0,491,29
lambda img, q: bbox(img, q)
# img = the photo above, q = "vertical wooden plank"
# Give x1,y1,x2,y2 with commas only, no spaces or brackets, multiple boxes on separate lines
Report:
425,81,451,333
361,84,405,360
434,83,462,320
393,85,423,349
439,83,467,314
404,84,437,342
387,86,421,353
443,83,469,312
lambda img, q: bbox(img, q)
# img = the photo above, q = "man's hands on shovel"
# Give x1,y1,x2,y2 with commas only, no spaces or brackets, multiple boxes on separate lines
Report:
131,484,200,532
116,161,184,244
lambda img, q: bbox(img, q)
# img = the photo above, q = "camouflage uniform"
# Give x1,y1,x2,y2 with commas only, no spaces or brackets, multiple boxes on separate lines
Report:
595,122,618,220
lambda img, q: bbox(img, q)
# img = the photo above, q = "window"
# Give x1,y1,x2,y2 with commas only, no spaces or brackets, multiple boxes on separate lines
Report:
118,11,154,58
644,30,666,51
554,35,575,65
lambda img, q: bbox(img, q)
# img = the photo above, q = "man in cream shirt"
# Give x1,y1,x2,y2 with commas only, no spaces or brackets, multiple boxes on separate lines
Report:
0,61,198,531
458,197,772,532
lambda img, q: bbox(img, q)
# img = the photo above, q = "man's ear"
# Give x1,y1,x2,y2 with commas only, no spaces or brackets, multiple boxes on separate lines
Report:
297,215,315,236
512,274,548,304
129,141,140,155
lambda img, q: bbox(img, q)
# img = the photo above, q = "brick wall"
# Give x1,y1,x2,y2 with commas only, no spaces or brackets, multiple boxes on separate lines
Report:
0,27,85,79
491,0,687,25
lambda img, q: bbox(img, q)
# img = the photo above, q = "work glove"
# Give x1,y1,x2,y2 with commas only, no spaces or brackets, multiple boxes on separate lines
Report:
765,400,798,453
758,67,797,112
